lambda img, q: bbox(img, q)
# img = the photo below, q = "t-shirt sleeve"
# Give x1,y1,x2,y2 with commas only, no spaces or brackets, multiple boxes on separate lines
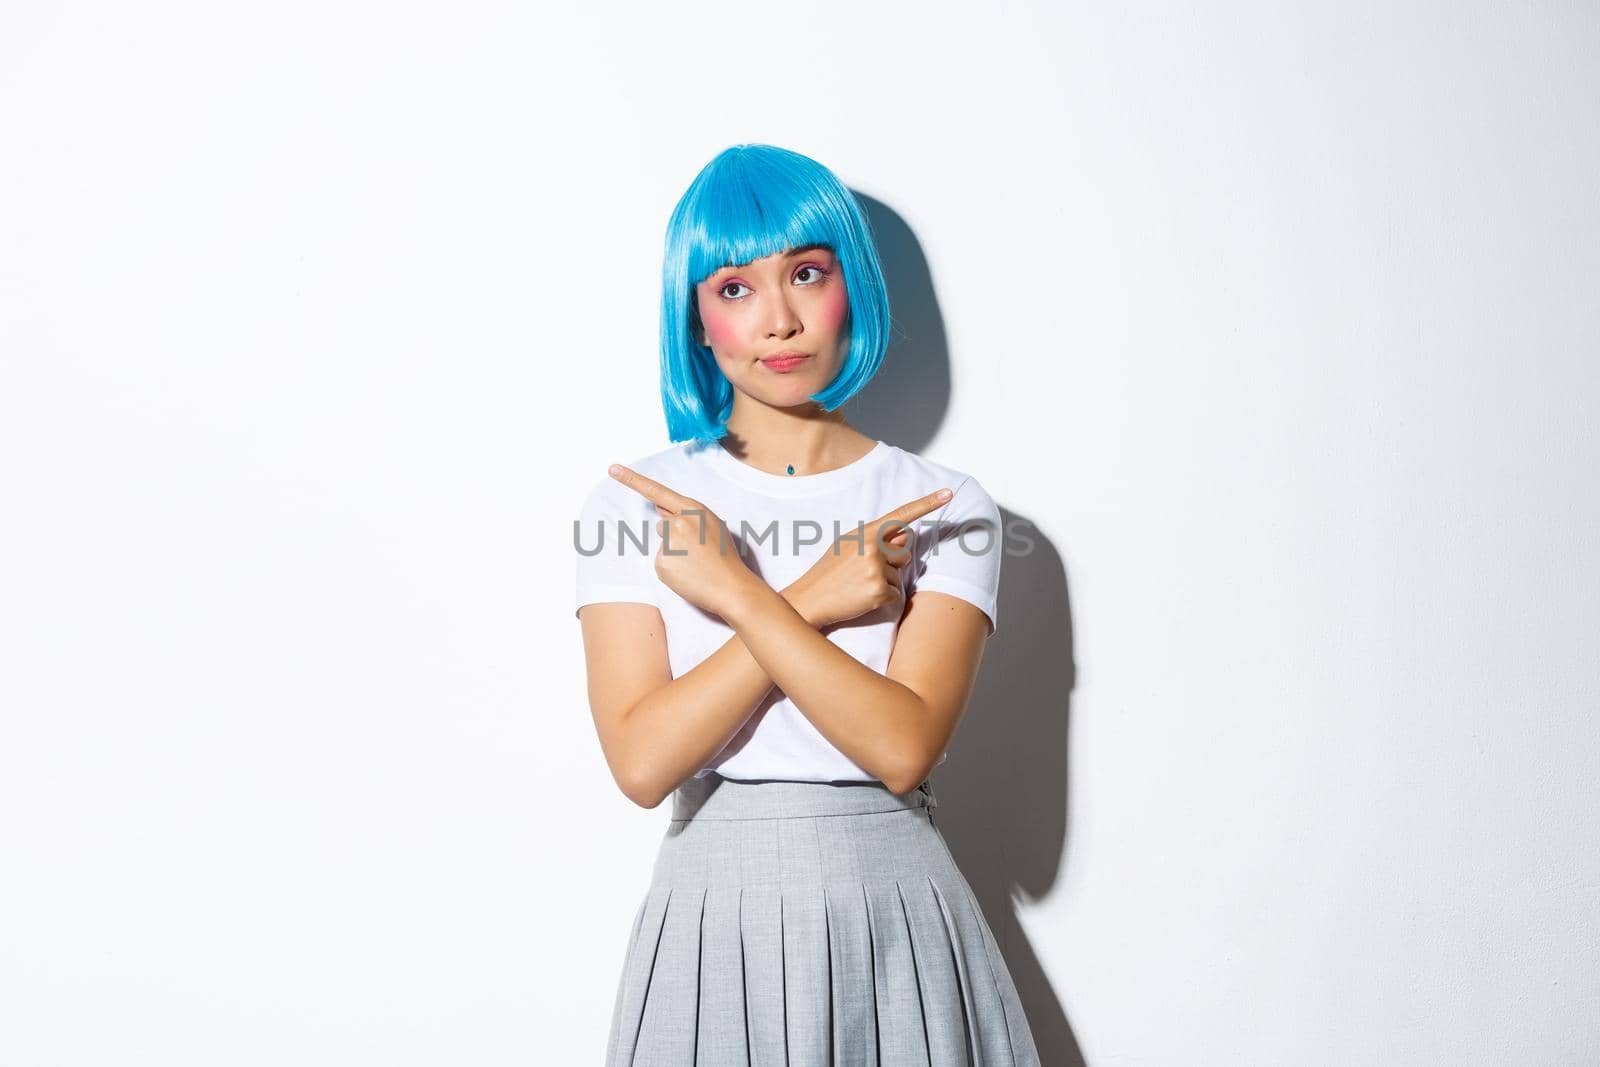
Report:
905,474,1004,636
573,475,659,618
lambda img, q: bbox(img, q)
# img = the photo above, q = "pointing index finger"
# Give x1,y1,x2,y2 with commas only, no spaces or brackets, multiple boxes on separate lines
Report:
608,464,696,515
874,487,954,532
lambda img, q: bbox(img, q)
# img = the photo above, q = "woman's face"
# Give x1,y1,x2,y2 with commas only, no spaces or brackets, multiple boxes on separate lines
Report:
693,243,850,408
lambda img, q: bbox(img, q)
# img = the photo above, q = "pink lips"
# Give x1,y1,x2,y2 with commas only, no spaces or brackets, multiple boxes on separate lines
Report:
761,352,810,372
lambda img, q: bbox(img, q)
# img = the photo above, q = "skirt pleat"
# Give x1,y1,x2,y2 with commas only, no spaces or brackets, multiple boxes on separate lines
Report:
782,885,832,1063
740,884,787,1064
825,884,877,1065
698,887,749,1063
604,775,1041,1066
938,877,1022,1064
899,877,973,1064
864,880,929,1063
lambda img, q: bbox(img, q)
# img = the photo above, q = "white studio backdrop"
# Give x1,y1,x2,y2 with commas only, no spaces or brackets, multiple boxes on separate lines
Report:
2,2,1596,1064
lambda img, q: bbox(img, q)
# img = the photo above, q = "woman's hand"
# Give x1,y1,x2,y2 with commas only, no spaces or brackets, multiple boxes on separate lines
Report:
608,465,760,621
786,488,954,629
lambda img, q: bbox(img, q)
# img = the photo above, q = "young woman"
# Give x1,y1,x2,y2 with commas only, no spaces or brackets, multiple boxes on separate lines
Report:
575,143,1041,1065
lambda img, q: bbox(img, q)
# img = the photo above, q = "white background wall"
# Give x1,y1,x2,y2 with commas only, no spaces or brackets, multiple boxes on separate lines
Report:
2,2,1595,1064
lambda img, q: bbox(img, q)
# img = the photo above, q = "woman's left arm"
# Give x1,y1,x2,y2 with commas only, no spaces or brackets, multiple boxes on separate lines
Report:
723,582,990,794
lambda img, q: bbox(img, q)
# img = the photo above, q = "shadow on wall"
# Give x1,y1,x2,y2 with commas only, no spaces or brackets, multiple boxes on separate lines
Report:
844,192,1085,1067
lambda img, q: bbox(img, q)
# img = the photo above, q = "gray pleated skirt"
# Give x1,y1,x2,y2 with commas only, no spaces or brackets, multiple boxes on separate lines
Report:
605,773,1041,1066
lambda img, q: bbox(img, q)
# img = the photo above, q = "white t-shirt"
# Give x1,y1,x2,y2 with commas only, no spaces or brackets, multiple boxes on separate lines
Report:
573,438,1002,783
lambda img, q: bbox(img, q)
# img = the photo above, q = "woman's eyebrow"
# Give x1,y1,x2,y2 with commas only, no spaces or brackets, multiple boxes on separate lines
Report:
710,244,833,279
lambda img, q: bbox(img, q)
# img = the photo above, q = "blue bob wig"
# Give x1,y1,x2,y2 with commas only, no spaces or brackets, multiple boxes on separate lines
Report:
659,144,892,445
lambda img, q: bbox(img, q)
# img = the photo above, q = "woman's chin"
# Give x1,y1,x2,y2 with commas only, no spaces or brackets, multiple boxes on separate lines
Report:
734,379,827,410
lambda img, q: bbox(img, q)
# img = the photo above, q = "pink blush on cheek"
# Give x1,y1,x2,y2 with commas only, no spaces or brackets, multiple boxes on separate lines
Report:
817,281,848,333
700,304,738,348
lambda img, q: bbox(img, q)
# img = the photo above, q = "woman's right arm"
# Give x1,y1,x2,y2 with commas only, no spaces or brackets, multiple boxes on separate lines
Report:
578,582,825,809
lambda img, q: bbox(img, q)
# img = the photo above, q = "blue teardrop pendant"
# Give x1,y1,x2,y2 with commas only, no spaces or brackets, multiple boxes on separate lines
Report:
786,464,795,475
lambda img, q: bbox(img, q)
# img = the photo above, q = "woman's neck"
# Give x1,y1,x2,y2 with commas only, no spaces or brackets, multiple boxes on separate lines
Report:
716,413,876,478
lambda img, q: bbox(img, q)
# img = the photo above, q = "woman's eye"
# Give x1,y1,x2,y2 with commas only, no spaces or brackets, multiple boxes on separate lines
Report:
717,265,826,301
